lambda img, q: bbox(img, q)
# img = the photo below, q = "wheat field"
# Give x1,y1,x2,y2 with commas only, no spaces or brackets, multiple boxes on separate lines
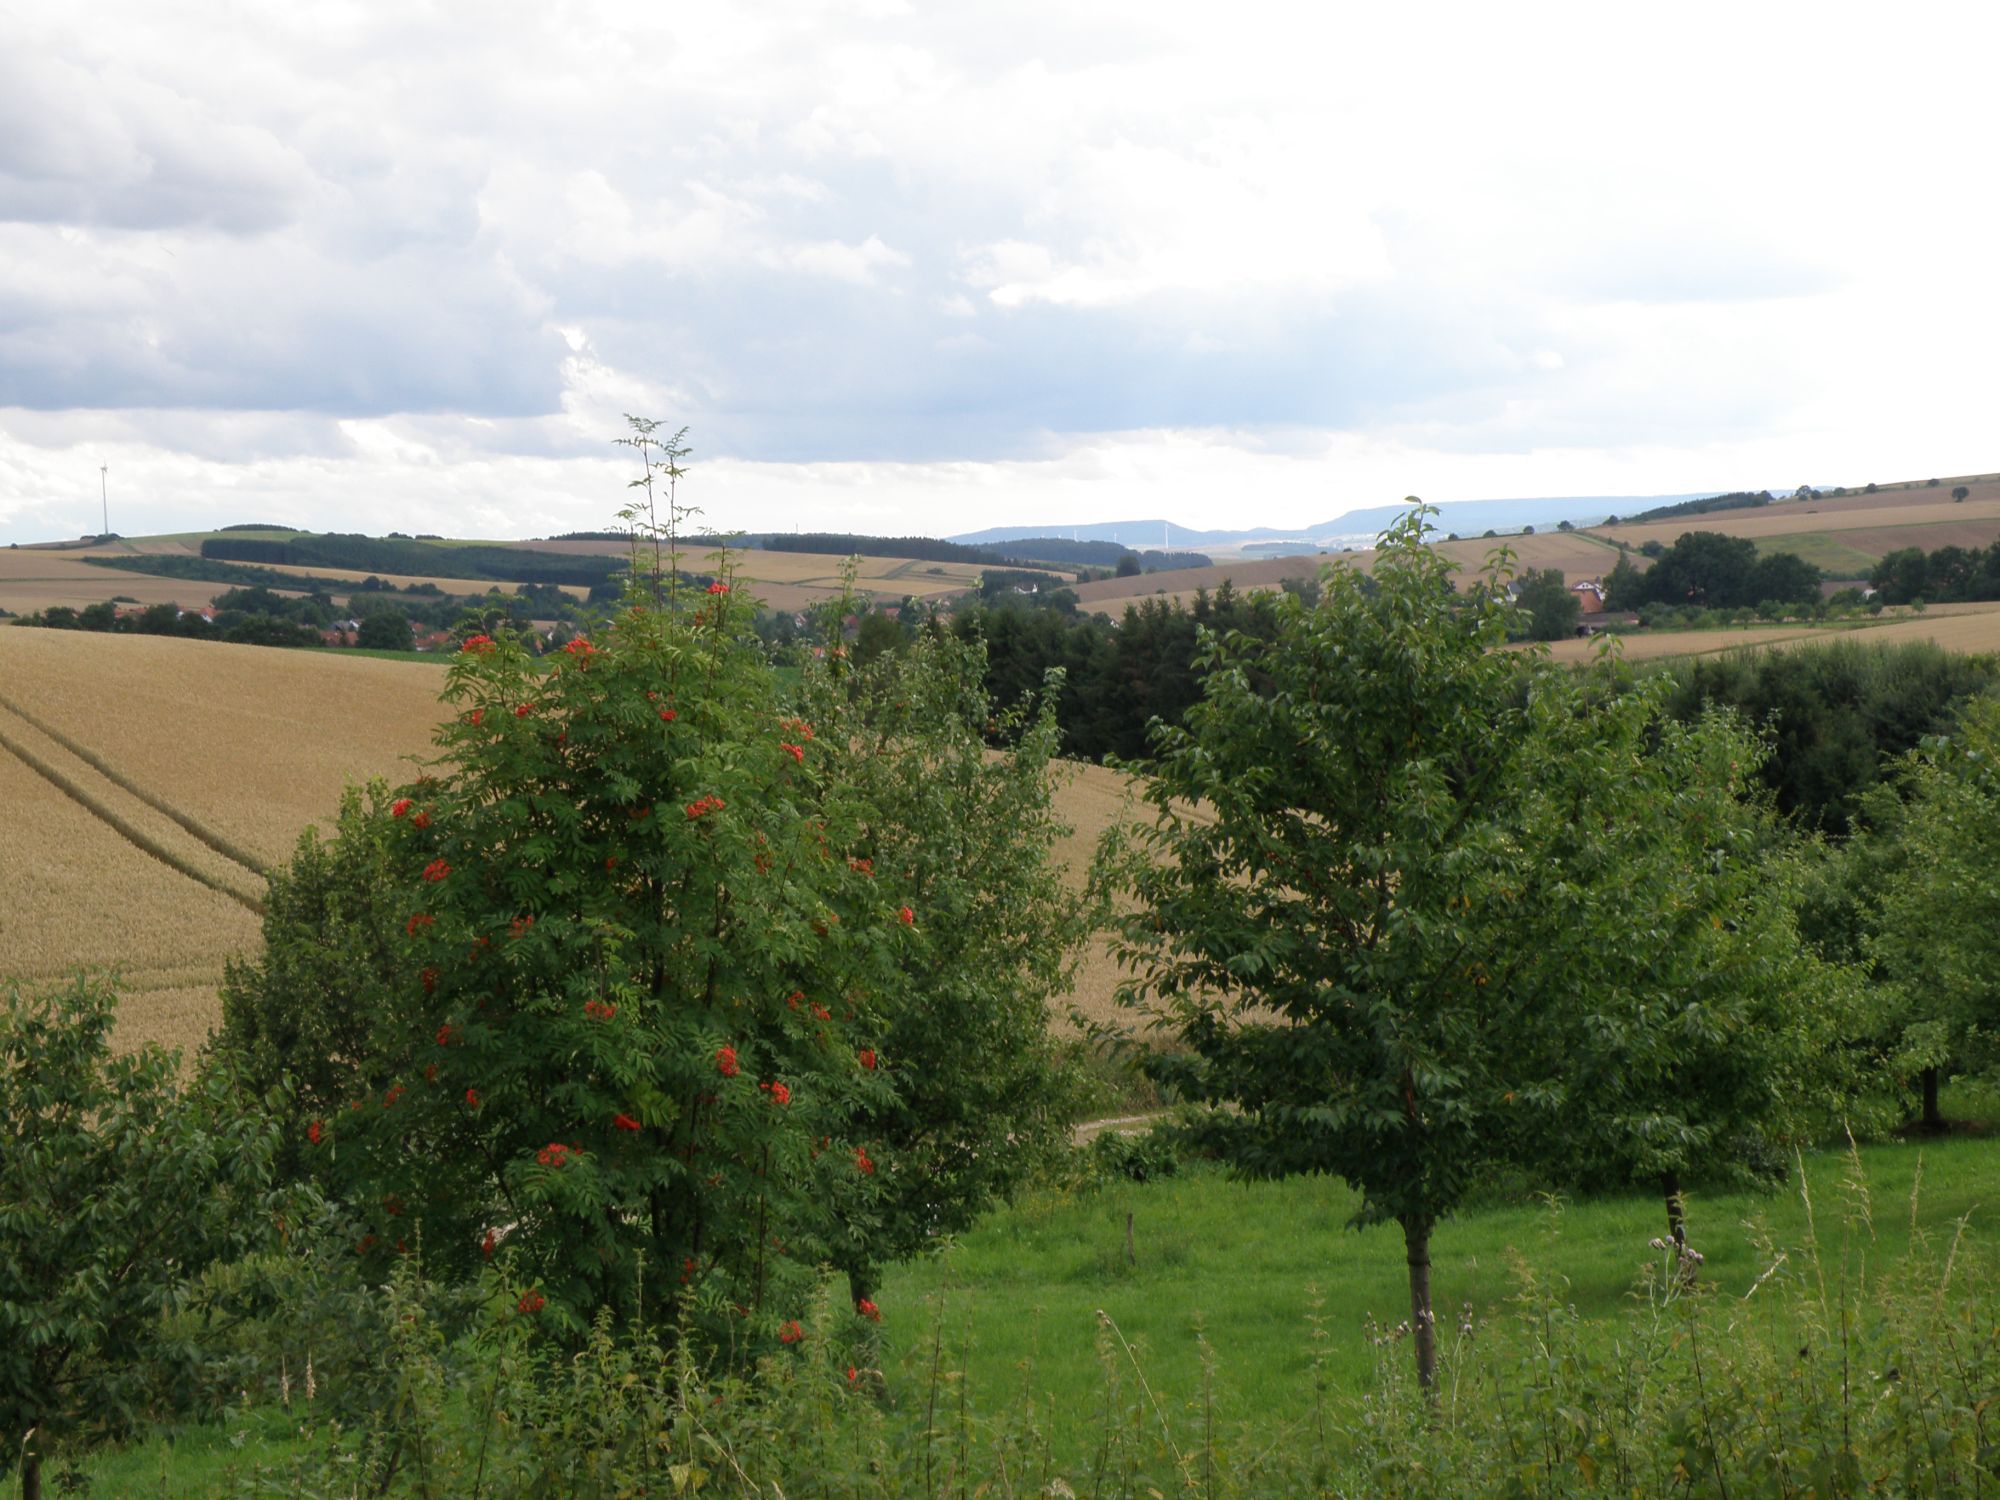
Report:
0,547,289,613
0,628,1140,1053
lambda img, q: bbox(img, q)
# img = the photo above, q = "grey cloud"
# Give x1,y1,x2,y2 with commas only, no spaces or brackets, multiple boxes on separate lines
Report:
0,50,306,234
0,230,566,416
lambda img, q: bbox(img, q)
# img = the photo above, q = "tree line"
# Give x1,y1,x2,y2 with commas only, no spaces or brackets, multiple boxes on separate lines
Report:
1869,536,2000,604
1604,530,1823,611
201,532,626,589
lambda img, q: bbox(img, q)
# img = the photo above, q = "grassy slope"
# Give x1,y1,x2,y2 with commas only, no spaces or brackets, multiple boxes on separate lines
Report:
881,1120,1999,1446
76,1100,2000,1489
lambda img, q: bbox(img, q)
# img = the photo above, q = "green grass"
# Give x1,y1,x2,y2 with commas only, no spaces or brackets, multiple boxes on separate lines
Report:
69,1098,2000,1490
1750,532,1884,576
340,646,452,665
879,1120,2000,1448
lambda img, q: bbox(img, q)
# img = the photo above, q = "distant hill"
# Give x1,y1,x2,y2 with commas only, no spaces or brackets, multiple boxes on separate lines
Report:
956,494,1717,551
1313,494,1710,536
951,520,1255,549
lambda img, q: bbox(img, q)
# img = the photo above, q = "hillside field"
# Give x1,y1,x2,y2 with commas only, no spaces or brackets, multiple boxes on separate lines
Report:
1079,471,2000,616
1532,597,2000,664
0,629,1136,1056
0,533,1028,618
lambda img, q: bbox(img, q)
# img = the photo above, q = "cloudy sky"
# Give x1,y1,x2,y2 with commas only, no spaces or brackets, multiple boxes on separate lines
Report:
3,1,1996,543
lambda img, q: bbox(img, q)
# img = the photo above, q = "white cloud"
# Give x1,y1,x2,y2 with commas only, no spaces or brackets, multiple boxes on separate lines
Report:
2,0,1999,541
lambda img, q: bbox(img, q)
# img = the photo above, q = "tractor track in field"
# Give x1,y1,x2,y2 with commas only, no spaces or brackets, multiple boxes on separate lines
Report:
0,701,264,915
0,690,271,879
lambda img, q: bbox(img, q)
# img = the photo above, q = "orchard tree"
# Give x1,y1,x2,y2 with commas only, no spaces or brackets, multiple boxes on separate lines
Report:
1100,514,1610,1390
356,611,415,652
1866,692,2000,1128
1503,692,1870,1254
2,977,282,1500
1510,566,1581,640
217,781,407,1180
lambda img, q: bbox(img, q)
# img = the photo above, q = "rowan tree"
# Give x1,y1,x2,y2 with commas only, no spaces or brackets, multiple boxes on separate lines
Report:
796,627,1089,1305
219,421,1084,1349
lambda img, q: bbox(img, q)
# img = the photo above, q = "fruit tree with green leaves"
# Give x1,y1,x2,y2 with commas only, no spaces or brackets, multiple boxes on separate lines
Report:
1098,510,1843,1388
2,977,282,1500
1866,692,2000,1128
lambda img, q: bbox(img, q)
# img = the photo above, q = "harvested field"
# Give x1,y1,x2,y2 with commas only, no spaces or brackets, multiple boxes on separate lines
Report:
1592,485,2000,553
209,559,593,599
0,548,271,613
1430,529,1628,578
1073,530,1629,616
1541,600,2000,664
521,540,999,599
29,548,583,602
1840,603,2000,653
1543,625,1834,664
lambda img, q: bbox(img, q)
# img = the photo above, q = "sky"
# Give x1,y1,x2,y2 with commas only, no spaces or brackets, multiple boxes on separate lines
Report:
4,1,1998,544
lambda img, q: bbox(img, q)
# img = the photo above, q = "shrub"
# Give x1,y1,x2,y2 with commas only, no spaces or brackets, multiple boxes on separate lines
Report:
1084,1125,1182,1184
1,976,283,1495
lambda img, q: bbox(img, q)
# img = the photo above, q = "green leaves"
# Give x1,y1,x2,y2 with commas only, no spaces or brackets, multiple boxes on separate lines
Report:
220,485,1084,1356
1866,692,2000,1104
1,976,282,1470
1101,508,1864,1384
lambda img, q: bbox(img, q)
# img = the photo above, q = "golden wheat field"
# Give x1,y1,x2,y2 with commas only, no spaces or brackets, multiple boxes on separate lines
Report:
0,630,448,1053
0,628,1142,1053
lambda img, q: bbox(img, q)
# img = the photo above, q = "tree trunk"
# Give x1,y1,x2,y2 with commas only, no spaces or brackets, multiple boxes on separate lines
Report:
20,1450,40,1500
1662,1169,1686,1252
1922,1066,1945,1134
847,1265,874,1310
1401,1215,1437,1393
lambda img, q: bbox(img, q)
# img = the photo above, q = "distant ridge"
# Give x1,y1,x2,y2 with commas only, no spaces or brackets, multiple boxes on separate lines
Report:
953,493,1718,550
